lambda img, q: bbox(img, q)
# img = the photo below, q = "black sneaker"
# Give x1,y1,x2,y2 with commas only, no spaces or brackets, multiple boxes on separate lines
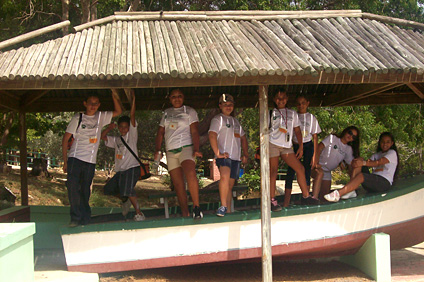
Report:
193,206,203,219
271,198,282,212
301,196,320,205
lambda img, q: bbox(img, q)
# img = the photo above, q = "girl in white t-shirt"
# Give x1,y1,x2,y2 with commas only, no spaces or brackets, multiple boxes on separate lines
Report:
154,88,203,219
325,132,399,202
285,94,321,202
269,89,317,210
209,94,249,217
312,126,360,200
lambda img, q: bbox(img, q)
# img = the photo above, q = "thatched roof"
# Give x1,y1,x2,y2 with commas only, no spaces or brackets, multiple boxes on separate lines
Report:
0,10,423,112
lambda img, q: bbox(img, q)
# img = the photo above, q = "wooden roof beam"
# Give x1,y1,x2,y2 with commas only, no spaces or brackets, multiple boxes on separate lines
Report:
20,90,50,110
406,83,424,100
325,83,403,107
0,90,20,111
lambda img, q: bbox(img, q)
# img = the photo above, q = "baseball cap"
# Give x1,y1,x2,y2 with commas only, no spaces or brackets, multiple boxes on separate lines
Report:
219,94,234,104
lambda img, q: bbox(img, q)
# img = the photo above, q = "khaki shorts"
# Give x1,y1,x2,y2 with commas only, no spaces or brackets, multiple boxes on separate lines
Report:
269,142,294,158
166,146,195,171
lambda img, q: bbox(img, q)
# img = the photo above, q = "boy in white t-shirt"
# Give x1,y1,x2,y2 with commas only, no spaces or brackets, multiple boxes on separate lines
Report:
101,91,145,221
62,90,122,227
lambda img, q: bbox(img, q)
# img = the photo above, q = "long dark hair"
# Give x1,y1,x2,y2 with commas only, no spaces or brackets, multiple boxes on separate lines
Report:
377,132,399,179
338,126,360,158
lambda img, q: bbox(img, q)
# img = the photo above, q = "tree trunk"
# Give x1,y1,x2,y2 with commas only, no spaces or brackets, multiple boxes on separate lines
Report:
81,0,91,24
90,0,98,21
198,108,220,147
61,0,70,35
1,112,15,147
128,0,141,11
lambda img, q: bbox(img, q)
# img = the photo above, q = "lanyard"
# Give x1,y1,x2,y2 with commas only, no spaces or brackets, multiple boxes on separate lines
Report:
277,107,288,129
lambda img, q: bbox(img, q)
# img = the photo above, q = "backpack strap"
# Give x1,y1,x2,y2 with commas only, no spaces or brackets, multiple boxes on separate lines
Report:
119,136,148,175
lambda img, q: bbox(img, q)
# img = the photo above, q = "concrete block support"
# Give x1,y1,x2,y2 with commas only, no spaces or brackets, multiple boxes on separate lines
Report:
341,233,391,282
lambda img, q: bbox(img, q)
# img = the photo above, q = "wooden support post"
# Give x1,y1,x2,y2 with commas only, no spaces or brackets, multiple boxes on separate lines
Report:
19,111,28,206
259,85,272,282
341,233,391,282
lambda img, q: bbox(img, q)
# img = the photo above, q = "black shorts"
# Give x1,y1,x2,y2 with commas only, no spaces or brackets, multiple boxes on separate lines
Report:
362,173,391,193
104,166,140,197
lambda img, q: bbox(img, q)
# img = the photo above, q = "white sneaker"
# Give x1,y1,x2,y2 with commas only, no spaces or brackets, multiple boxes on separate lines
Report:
341,190,357,200
121,199,132,216
134,213,145,221
324,190,340,202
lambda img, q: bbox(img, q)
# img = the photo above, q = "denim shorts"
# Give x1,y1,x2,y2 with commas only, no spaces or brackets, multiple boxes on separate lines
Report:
216,158,241,180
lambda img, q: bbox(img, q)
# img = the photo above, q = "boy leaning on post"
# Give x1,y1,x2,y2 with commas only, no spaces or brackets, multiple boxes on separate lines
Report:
62,89,122,227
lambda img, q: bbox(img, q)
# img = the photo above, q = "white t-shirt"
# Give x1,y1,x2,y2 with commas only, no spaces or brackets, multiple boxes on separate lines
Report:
159,106,198,151
105,122,140,172
66,111,113,164
269,108,300,148
293,112,321,143
208,113,246,161
319,134,354,172
370,149,398,184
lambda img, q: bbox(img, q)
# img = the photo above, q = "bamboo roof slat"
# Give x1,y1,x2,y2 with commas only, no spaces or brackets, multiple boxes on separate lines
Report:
178,21,206,78
143,21,156,79
201,21,235,77
163,21,184,78
91,25,106,80
62,32,82,80
220,21,257,76
27,43,47,80
0,48,19,80
9,47,29,80
214,21,250,77
154,21,170,78
187,21,217,77
70,29,89,80
56,34,76,80
256,20,316,76
343,18,391,73
125,21,133,80
132,21,142,79
393,26,424,55
40,38,63,80
334,17,384,74
34,40,56,80
160,21,179,78
303,19,355,74
289,19,342,74
357,18,408,73
318,18,369,75
77,28,95,80
371,20,424,74
84,26,101,79
113,21,123,80
266,20,322,73
106,21,117,80
240,21,284,76
367,20,415,73
176,22,201,78
137,21,148,79
47,36,69,80
98,23,112,80
229,21,269,76
275,19,332,73
329,18,379,74
172,21,193,78
148,21,163,78
119,21,128,80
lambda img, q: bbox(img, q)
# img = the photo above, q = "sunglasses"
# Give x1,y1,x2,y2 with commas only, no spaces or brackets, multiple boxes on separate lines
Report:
347,130,358,141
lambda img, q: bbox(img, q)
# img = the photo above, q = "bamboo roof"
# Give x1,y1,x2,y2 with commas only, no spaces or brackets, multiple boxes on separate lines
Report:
0,10,423,112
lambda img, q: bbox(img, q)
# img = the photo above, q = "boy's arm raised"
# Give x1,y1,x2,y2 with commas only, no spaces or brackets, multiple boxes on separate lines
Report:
111,89,123,117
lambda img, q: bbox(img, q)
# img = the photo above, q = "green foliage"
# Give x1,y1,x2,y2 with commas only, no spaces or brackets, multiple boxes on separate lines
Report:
239,168,261,192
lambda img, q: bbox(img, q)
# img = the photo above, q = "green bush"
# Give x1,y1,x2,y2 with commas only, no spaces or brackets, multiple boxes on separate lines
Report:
239,169,261,192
